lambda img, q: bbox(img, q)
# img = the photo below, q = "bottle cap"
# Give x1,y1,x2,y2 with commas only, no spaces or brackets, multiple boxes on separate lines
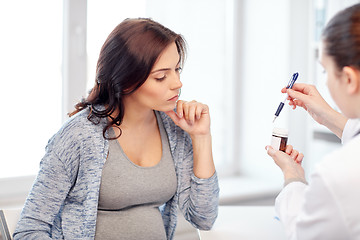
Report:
272,127,288,137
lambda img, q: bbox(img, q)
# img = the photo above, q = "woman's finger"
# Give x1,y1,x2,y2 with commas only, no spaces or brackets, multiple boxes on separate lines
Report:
187,102,196,124
183,101,190,120
176,100,184,118
195,104,203,120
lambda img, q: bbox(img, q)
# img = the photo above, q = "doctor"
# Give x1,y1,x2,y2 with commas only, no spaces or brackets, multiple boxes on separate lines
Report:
266,3,360,240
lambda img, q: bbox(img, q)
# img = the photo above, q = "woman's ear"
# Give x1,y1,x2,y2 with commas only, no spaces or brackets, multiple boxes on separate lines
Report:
342,66,360,95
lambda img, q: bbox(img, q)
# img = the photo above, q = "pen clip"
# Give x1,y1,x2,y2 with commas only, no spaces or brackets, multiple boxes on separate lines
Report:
286,72,299,89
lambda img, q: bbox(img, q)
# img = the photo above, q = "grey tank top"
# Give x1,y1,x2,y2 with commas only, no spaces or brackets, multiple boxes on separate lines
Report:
95,112,177,240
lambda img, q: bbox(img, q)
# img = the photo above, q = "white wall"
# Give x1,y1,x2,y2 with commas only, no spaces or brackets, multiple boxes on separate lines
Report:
237,0,291,181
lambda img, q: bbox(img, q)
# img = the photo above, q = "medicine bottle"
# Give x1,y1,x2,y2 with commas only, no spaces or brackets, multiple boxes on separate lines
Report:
271,128,288,152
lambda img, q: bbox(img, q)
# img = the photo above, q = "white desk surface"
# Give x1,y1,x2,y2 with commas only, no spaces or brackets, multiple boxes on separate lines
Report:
199,206,286,240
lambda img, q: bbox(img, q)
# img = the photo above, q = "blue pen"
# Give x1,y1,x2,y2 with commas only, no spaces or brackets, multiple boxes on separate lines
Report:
273,72,299,123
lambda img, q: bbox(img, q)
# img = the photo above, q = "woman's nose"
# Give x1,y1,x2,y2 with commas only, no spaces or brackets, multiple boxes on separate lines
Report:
171,72,182,90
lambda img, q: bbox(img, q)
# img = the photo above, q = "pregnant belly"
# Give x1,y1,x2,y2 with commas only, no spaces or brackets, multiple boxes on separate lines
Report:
95,205,167,240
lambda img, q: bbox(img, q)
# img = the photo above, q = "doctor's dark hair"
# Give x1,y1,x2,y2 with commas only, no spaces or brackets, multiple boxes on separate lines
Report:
69,18,186,139
322,3,360,72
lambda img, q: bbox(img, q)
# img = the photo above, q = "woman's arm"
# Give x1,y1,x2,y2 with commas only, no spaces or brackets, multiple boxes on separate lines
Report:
165,100,219,229
165,100,215,179
176,143,219,230
14,139,72,239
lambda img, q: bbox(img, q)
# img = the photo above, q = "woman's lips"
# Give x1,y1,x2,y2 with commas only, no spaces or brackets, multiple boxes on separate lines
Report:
168,95,179,101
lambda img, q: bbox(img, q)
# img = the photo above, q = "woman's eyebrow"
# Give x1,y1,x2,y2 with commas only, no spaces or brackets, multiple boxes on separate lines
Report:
150,60,180,74
150,59,181,74
150,68,171,74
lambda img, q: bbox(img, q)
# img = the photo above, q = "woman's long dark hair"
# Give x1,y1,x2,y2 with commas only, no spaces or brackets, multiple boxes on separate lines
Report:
69,18,186,139
322,3,360,72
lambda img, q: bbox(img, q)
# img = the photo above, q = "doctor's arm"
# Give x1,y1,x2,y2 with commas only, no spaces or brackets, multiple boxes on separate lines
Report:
266,145,348,239
275,170,349,240
282,83,347,139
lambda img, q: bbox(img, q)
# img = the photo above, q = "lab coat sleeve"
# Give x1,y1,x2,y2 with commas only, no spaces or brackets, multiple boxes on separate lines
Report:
275,171,349,240
342,118,360,144
275,182,307,239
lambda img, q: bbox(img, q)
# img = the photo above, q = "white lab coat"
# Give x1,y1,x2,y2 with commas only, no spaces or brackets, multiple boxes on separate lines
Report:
275,119,360,240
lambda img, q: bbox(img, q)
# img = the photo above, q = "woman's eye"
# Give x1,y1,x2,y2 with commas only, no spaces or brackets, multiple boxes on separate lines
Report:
155,75,166,81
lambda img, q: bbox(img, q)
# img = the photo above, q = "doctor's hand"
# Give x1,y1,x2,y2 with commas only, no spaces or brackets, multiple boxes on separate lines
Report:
165,100,211,138
266,145,305,183
281,83,347,138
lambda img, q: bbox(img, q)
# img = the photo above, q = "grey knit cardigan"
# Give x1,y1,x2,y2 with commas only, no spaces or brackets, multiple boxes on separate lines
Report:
14,108,219,240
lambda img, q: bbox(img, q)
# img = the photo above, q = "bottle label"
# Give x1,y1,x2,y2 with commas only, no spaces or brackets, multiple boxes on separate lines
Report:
271,135,287,152
271,136,281,151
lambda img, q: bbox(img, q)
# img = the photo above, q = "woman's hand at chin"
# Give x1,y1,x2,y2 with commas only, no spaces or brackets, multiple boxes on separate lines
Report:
165,100,211,138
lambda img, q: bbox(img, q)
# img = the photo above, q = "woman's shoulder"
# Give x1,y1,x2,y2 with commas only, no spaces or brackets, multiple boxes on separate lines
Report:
62,108,106,134
55,110,91,139
47,108,106,152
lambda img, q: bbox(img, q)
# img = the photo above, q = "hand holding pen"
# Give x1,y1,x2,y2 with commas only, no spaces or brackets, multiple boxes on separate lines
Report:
280,82,347,139
273,72,299,123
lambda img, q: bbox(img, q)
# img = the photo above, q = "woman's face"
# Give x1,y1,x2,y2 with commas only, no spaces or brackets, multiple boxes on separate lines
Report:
126,42,182,112
320,43,352,117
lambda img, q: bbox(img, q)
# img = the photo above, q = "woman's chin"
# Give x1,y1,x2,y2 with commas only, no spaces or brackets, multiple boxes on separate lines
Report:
154,104,176,112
